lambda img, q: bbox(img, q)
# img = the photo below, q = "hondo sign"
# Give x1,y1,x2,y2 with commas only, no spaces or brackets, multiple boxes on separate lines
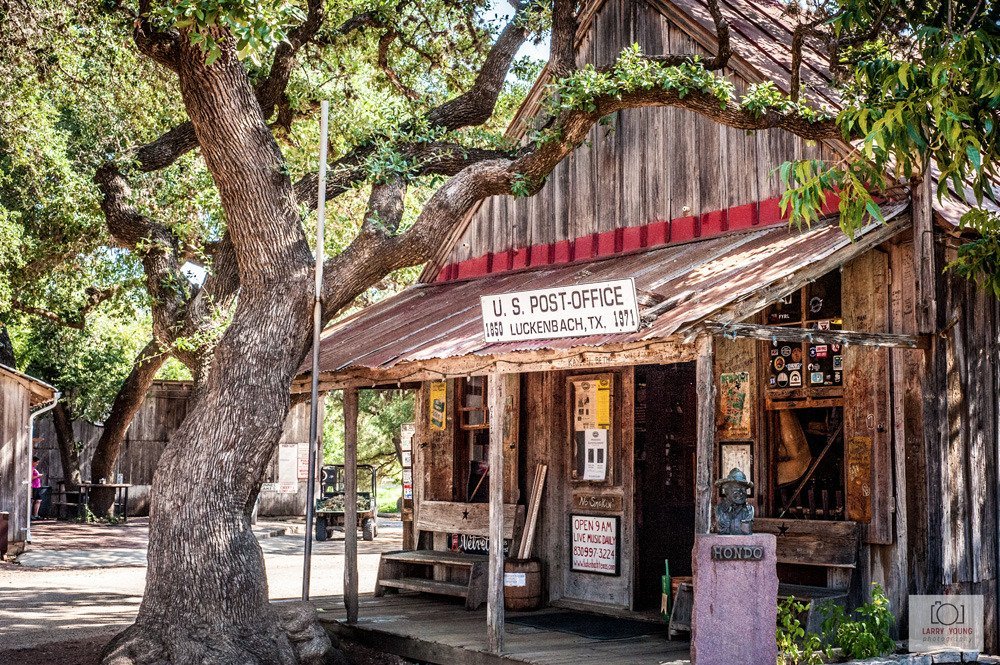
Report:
480,279,640,343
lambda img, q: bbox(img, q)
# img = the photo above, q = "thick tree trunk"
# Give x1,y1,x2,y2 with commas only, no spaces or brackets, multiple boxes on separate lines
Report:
52,403,82,491
102,33,335,664
89,340,167,517
0,323,14,367
102,282,334,664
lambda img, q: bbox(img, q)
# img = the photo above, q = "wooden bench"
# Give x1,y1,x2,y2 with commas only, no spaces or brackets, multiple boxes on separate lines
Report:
757,518,861,633
668,519,861,637
375,501,524,610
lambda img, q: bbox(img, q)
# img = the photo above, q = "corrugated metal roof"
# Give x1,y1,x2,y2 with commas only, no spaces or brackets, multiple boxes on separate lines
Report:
304,204,908,383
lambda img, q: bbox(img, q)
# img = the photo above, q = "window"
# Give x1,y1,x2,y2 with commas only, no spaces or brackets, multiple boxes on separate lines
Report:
764,270,846,520
766,271,844,392
456,377,490,502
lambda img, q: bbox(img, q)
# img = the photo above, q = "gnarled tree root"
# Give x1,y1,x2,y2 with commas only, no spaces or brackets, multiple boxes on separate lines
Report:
101,602,348,665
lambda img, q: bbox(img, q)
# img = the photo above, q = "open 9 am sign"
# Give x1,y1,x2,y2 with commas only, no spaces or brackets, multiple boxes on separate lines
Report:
571,514,619,575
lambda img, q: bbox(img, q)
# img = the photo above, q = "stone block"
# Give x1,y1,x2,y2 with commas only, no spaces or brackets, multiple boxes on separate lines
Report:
691,533,778,665
931,651,963,664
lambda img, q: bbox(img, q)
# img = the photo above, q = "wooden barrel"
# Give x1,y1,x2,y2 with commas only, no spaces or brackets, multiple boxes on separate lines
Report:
504,558,543,611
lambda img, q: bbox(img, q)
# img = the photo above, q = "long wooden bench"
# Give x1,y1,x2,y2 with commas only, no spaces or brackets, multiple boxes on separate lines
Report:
757,518,861,633
375,501,524,610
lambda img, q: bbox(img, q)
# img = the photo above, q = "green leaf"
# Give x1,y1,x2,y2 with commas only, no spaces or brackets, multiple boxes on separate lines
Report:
967,144,983,170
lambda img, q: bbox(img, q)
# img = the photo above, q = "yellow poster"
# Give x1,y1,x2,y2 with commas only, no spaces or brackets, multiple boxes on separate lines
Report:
595,379,611,429
429,381,447,431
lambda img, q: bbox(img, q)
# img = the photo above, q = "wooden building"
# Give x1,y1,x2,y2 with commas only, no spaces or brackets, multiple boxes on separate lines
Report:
0,364,57,556
298,0,1000,656
34,380,321,516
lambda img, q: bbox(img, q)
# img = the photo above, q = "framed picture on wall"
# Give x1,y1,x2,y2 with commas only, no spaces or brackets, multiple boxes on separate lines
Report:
719,440,753,497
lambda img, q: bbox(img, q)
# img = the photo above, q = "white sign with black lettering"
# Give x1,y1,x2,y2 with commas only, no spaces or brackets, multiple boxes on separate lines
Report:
480,279,639,343
571,514,619,575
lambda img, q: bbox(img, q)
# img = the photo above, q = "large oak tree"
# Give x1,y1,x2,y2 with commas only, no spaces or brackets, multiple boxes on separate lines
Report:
5,0,1000,662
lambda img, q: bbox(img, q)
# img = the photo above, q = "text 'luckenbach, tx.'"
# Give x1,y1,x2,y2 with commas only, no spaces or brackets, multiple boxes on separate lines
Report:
480,279,640,343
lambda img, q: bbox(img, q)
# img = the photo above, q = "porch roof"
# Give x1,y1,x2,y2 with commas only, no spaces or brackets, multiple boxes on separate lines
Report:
0,364,58,407
295,203,909,390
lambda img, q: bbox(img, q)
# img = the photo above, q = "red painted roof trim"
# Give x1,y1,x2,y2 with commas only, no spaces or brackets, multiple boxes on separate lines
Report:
434,194,842,282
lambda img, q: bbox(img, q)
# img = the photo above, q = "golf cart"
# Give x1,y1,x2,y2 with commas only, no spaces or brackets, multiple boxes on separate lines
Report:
314,464,378,541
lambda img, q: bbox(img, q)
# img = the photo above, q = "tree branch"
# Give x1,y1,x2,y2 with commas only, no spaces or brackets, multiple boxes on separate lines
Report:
134,0,181,72
293,143,517,210
94,164,193,347
317,67,841,318
378,31,420,101
549,0,578,77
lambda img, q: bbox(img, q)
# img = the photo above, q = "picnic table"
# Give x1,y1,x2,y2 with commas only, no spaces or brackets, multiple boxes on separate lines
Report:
77,482,133,522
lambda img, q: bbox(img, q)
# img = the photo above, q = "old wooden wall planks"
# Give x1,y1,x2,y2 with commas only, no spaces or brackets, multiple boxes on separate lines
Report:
0,374,31,550
888,233,1000,652
443,0,835,269
33,381,317,516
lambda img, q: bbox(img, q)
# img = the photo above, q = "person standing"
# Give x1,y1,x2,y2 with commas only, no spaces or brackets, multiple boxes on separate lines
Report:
31,456,43,519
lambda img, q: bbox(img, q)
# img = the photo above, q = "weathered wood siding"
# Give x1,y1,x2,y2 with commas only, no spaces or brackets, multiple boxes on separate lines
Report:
442,0,833,269
884,235,1000,651
34,381,320,517
0,375,31,552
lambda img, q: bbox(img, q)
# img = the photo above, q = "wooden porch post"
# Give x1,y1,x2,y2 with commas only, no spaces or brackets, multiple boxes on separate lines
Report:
487,372,514,654
344,386,359,623
695,335,717,534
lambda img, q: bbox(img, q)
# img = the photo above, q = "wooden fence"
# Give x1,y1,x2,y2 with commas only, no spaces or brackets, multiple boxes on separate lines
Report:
34,381,321,516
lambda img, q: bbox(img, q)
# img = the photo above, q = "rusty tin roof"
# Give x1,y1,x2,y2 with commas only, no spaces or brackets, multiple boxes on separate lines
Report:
302,204,908,385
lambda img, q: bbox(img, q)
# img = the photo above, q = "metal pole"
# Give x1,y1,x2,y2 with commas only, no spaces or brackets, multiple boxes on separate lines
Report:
302,100,329,601
26,394,61,543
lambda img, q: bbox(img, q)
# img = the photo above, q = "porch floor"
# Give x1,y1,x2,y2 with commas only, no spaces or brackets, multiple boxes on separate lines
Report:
313,593,691,665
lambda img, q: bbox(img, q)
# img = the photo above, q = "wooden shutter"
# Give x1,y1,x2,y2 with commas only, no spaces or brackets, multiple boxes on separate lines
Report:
842,252,894,544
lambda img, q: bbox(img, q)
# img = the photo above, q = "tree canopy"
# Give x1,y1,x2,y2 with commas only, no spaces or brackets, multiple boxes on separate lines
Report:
5,0,1000,662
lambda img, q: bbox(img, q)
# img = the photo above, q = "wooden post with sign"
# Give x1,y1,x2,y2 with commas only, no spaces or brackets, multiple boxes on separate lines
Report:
486,372,515,654
695,336,717,534
343,386,359,623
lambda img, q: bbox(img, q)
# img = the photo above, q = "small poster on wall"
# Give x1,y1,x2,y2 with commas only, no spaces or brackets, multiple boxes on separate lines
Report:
719,372,752,439
582,429,608,481
572,375,613,482
571,514,619,575
429,381,447,430
277,442,299,494
573,379,611,430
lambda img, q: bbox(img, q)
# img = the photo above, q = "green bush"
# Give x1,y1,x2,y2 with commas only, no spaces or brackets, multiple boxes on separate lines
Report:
819,584,895,660
776,596,827,665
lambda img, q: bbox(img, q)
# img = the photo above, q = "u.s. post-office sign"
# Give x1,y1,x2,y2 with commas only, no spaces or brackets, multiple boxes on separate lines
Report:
480,279,640,343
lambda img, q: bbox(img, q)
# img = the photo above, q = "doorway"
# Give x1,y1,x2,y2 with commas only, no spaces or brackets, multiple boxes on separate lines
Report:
633,363,697,611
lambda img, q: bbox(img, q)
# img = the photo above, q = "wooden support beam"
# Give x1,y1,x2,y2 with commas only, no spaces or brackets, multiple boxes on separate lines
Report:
343,386,359,623
695,336,717,534
705,321,928,350
487,373,515,654
912,173,937,335
290,339,695,393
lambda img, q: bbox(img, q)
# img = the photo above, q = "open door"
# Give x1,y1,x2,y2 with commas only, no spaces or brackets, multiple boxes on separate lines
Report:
633,363,697,611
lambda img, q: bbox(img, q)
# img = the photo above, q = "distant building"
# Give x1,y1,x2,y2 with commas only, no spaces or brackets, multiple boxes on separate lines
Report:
0,364,57,556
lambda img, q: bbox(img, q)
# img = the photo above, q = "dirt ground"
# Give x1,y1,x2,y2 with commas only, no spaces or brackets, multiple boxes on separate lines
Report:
0,632,411,665
0,516,409,665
